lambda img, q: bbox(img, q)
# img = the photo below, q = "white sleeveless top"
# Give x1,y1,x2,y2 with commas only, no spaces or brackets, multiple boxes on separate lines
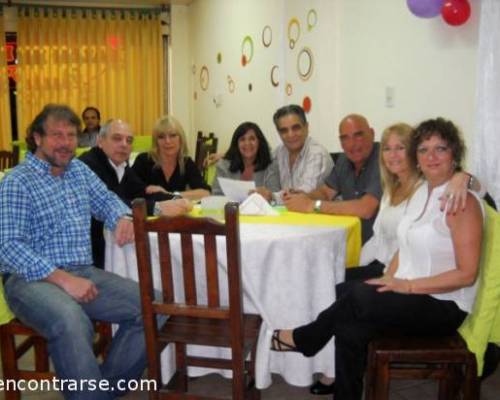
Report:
395,181,483,313
360,194,406,266
360,185,427,266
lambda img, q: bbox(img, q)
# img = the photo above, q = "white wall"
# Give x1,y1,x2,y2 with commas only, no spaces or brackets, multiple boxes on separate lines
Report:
172,0,337,154
336,0,478,163
172,0,479,163
169,4,195,152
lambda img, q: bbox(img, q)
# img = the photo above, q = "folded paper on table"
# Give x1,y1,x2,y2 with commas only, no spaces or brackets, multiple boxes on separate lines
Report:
240,193,279,216
217,177,255,202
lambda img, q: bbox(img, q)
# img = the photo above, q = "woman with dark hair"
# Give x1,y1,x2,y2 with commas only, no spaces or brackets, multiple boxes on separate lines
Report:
211,122,280,195
271,117,485,400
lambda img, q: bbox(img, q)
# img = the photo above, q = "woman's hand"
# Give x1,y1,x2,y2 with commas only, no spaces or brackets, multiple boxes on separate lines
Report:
203,153,223,168
146,185,167,195
439,172,470,213
156,198,193,216
252,187,273,202
366,275,412,294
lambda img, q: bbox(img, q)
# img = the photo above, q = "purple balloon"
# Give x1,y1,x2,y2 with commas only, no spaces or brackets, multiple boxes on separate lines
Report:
407,0,444,18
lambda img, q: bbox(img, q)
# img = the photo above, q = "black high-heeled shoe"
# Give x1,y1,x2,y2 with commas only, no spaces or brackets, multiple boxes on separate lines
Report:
309,380,335,395
270,330,299,352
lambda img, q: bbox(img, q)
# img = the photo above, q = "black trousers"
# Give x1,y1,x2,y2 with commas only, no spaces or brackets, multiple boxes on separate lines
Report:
293,281,467,400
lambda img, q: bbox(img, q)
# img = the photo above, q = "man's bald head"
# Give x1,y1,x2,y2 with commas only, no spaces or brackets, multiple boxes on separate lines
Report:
338,113,375,170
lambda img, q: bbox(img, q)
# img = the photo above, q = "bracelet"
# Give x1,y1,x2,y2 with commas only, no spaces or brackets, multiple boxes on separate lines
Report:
467,174,475,190
313,200,322,213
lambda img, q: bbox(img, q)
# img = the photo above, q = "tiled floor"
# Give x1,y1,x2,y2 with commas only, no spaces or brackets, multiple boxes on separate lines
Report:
1,352,500,400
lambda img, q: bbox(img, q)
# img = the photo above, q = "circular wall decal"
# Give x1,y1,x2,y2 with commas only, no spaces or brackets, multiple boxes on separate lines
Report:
285,83,293,96
303,96,312,113
200,65,209,91
227,75,235,93
287,18,300,49
262,25,272,47
307,9,317,31
270,65,279,87
241,35,254,66
297,47,314,81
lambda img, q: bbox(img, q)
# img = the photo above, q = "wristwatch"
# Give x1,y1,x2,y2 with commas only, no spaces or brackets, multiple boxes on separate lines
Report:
171,191,183,200
313,200,322,213
153,202,162,216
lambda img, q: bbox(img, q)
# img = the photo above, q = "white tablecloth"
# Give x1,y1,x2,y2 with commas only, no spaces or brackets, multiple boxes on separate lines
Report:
105,222,346,388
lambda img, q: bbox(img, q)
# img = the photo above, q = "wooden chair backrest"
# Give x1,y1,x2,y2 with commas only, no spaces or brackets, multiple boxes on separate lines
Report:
132,199,244,341
194,131,218,172
0,150,14,171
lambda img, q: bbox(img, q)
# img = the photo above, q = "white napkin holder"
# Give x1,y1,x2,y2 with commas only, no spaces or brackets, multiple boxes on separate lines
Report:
239,193,279,216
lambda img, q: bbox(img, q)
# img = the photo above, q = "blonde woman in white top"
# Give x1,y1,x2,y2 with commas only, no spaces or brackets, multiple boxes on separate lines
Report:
271,118,484,400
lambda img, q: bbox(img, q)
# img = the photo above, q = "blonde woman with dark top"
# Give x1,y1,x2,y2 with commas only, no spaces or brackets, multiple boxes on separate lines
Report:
132,116,211,201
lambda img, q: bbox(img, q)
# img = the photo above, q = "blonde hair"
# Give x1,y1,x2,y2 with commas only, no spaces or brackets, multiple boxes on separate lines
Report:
149,115,189,175
379,123,421,205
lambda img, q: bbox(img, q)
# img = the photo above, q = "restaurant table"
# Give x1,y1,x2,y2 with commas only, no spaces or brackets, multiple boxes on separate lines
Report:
105,210,361,389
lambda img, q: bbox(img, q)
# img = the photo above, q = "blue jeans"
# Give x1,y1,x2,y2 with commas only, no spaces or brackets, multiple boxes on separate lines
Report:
4,266,147,400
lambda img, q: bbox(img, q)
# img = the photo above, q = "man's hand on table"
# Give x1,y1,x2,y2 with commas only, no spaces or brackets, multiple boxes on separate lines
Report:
44,269,98,303
114,217,135,246
284,193,315,213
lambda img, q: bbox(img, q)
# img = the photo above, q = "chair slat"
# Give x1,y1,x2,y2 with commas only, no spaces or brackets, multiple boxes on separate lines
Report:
157,232,174,303
180,233,197,305
204,234,220,307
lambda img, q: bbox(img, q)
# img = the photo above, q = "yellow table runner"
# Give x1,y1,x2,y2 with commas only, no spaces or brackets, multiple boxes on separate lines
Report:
190,207,361,268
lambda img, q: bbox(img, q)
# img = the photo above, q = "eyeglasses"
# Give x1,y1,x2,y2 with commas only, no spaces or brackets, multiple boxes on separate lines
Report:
416,145,450,156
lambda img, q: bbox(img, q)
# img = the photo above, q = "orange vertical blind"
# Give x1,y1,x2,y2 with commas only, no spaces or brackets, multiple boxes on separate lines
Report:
16,7,164,138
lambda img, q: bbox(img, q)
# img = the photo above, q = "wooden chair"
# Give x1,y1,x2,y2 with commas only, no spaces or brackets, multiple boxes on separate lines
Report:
364,334,478,400
194,131,218,179
132,199,261,400
0,150,14,171
0,317,112,400
364,204,500,400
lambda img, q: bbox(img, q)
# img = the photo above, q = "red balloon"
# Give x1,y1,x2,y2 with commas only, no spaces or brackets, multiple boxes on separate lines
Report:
441,0,471,26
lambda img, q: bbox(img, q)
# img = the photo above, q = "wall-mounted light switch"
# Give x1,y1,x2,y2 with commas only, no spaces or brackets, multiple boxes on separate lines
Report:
385,86,395,108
